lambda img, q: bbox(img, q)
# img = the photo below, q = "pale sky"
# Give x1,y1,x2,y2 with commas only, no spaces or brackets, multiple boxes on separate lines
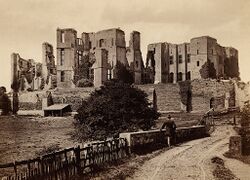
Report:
0,0,249,91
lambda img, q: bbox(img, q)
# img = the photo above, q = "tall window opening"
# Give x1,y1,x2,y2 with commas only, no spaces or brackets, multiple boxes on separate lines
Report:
60,49,65,65
169,56,174,64
61,32,65,43
186,71,191,80
178,55,182,63
61,71,65,82
169,72,174,83
187,54,191,63
178,72,183,81
99,39,105,47
197,61,200,66
108,69,112,80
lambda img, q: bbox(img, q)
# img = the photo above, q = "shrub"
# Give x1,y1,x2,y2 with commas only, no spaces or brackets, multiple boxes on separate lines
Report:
74,80,160,141
115,62,134,85
0,86,11,115
76,78,93,87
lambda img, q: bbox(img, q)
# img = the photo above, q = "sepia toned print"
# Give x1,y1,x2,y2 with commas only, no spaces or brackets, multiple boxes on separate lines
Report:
0,0,250,179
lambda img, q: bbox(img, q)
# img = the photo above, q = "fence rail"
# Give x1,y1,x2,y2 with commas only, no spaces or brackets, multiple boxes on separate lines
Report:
0,138,128,180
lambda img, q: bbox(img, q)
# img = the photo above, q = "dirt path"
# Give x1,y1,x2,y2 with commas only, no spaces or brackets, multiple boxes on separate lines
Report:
129,125,249,180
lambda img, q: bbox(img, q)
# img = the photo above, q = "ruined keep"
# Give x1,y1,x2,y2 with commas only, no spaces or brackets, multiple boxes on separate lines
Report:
56,28,144,88
146,36,239,84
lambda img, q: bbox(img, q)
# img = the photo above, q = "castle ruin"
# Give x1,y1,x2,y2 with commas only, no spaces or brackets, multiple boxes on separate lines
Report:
11,29,239,92
56,28,144,88
146,36,239,84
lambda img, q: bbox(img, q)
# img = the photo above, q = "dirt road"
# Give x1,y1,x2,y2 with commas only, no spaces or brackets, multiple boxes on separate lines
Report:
129,125,250,180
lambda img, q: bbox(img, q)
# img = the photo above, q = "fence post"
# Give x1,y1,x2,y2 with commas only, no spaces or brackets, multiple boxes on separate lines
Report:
74,145,82,176
64,150,69,179
13,161,17,180
27,160,31,178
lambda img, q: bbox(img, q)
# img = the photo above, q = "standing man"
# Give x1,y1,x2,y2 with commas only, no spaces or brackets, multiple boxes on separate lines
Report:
160,115,177,146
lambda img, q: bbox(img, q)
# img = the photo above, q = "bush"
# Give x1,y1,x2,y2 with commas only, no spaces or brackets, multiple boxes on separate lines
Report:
239,101,250,136
115,62,134,85
0,86,11,115
74,80,160,141
76,78,93,87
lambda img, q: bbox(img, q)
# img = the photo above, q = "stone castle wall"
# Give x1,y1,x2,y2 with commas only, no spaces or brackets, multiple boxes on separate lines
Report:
17,79,236,113
18,88,94,111
138,79,235,113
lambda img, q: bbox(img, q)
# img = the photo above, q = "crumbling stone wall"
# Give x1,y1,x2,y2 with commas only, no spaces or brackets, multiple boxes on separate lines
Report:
11,53,44,92
42,42,56,90
146,43,169,84
234,81,250,110
18,88,95,111
137,84,183,112
56,28,78,88
56,28,144,87
18,91,46,110
138,79,235,113
126,31,144,84
52,87,94,111
191,79,235,112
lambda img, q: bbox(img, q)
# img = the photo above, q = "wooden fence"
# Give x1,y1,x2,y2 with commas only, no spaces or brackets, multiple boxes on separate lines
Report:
0,138,128,180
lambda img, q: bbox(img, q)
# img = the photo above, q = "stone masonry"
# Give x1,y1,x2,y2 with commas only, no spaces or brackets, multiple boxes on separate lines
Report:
11,42,56,92
56,28,145,88
146,36,239,84
11,53,43,91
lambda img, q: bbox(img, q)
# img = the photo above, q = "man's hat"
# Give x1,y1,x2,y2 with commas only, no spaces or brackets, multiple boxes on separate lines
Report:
168,114,171,119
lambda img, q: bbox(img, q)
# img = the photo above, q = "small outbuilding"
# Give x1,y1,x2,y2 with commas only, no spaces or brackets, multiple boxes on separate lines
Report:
43,104,72,117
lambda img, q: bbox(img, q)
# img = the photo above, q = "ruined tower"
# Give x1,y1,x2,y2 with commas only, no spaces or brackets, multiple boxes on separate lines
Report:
92,48,108,87
42,42,56,89
126,31,144,84
56,28,79,88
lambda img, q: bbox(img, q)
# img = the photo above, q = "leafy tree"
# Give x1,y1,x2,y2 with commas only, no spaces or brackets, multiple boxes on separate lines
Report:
199,61,217,79
0,86,11,115
74,80,160,141
241,101,250,129
76,78,93,87
115,62,134,85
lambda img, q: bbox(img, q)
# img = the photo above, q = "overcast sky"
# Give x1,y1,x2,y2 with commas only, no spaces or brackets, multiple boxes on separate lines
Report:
0,0,249,90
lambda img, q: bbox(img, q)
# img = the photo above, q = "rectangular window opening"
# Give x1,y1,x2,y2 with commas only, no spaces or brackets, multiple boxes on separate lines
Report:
60,49,65,65
61,71,65,82
61,32,65,43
